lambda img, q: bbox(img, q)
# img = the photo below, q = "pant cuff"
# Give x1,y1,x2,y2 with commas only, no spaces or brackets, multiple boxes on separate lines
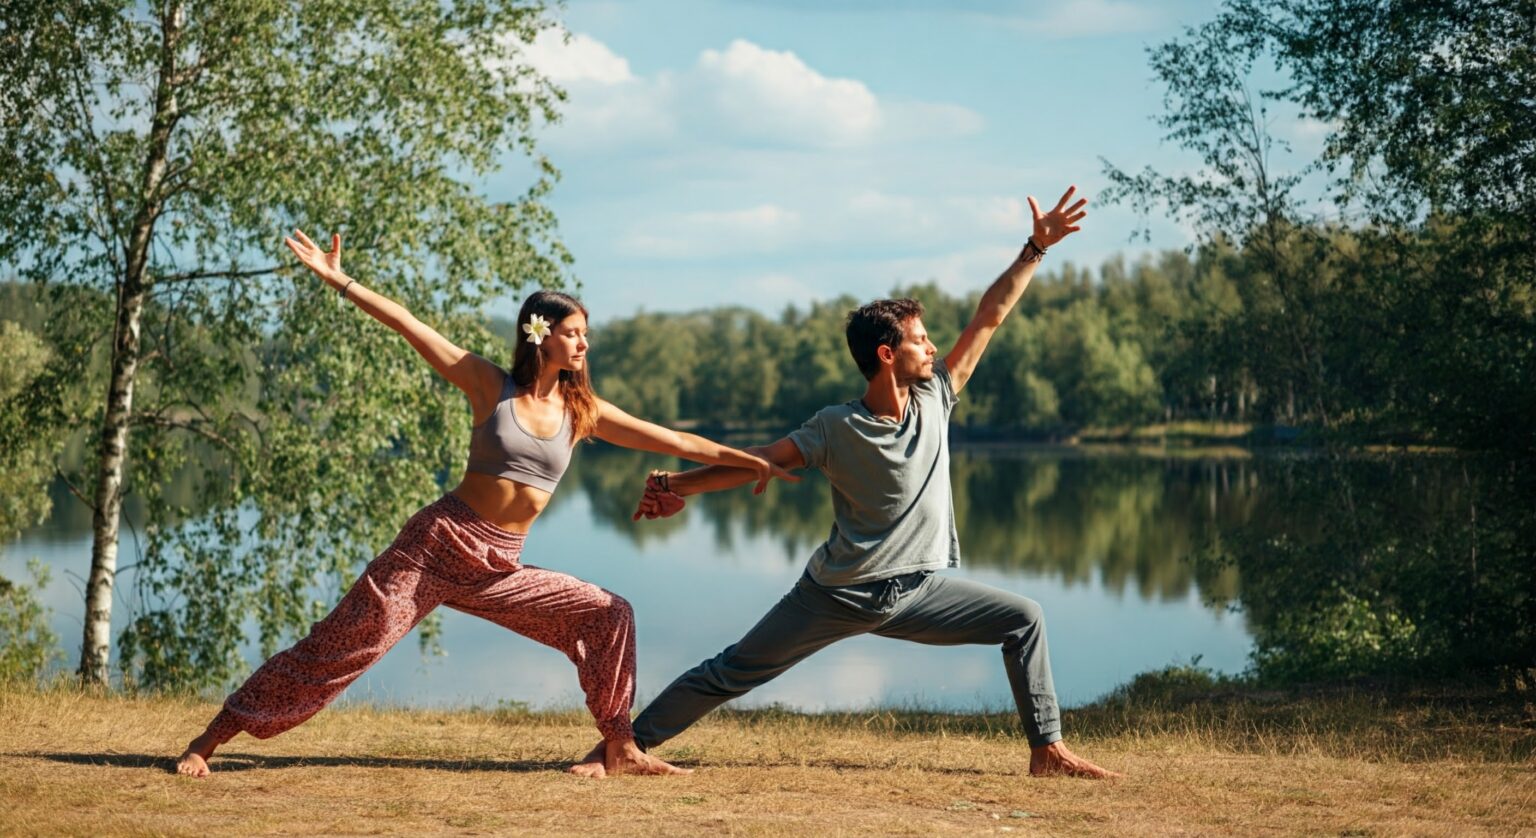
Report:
206,708,245,744
598,715,634,743
1028,729,1063,748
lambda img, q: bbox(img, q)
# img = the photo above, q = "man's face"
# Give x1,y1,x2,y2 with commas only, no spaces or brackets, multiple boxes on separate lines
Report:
891,316,938,384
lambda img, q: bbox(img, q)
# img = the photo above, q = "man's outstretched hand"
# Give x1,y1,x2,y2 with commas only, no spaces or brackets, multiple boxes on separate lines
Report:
1028,185,1088,249
632,474,686,521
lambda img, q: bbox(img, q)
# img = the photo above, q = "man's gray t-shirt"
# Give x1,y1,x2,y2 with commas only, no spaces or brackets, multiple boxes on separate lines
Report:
787,359,961,586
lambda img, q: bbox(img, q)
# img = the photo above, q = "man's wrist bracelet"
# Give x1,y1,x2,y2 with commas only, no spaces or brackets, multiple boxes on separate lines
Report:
339,278,357,299
1018,237,1047,264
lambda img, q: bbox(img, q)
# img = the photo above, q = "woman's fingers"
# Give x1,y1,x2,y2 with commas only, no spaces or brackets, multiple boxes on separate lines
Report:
773,464,801,483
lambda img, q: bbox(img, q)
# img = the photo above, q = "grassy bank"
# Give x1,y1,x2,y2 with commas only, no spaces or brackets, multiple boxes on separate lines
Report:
1,682,1532,836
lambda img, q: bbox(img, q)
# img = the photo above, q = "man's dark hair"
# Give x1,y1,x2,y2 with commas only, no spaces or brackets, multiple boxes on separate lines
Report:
845,298,925,380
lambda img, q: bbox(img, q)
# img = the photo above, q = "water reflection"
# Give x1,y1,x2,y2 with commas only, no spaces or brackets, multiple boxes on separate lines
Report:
21,443,1455,711
570,444,1246,605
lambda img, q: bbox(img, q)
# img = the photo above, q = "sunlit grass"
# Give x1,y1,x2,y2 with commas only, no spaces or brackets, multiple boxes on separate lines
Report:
1,675,1531,836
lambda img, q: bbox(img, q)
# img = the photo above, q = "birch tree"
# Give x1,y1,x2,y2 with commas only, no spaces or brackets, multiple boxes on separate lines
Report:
0,0,569,688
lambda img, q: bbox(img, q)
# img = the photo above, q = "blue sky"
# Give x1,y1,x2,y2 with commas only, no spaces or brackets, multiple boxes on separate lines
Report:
492,0,1285,321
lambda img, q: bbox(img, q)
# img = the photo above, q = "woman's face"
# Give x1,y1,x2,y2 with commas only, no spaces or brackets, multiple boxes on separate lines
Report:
540,312,590,372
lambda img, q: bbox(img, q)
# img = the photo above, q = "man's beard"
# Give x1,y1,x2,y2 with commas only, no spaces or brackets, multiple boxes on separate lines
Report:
896,364,935,386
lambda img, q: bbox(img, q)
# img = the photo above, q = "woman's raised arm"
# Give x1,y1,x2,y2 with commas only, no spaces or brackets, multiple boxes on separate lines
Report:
284,229,504,419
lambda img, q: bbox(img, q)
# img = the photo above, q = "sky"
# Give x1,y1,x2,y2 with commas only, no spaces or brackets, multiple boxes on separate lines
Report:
487,0,1252,321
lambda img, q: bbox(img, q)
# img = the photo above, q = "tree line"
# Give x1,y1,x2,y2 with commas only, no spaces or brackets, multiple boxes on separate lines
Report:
494,222,1526,452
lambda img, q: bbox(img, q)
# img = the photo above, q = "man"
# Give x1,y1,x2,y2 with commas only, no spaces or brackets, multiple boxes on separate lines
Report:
598,185,1117,779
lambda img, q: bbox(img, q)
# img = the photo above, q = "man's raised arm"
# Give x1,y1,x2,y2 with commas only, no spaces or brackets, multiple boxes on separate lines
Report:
943,185,1088,393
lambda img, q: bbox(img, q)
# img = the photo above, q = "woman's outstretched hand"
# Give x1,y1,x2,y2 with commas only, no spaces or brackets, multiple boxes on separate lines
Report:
283,229,346,287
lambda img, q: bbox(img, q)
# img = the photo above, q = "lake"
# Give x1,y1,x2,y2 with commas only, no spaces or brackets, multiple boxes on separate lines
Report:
8,444,1303,713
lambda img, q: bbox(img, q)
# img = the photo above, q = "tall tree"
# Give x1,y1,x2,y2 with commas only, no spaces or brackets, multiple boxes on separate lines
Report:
0,0,568,688
1100,0,1535,450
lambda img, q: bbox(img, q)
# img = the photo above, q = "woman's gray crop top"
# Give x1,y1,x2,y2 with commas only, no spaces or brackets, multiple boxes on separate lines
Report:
465,375,574,492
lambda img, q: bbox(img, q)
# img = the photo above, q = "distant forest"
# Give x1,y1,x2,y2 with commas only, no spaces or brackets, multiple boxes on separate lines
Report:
493,230,1526,450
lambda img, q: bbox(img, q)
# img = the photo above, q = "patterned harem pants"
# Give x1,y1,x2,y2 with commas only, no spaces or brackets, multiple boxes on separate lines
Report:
204,494,636,743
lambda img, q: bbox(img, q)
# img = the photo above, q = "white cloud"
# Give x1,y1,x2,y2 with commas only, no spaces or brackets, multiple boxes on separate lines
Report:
526,33,979,154
697,40,882,148
1290,116,1337,141
521,27,633,85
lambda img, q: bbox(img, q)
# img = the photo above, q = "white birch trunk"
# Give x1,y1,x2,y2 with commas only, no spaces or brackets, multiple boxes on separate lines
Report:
79,5,183,685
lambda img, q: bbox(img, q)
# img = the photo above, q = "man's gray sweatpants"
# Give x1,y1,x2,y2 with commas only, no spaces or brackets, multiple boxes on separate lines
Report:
632,570,1062,749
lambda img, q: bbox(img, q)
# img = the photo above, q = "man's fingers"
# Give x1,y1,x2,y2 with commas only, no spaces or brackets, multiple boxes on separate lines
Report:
1027,195,1042,220
1052,185,1077,213
293,229,318,249
331,232,342,258
1064,197,1088,215
1067,210,1088,224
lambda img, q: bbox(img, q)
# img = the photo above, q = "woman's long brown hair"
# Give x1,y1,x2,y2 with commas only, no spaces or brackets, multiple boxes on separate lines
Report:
509,290,600,442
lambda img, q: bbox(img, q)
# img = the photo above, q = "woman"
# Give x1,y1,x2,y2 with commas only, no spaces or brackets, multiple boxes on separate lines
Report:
176,230,795,778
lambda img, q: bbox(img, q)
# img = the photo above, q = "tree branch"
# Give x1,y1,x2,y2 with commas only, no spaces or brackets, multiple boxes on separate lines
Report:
53,463,96,512
130,411,240,455
158,264,285,284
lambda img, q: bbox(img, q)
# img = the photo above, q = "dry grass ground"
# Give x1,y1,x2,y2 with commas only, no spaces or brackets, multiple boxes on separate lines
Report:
1,684,1533,836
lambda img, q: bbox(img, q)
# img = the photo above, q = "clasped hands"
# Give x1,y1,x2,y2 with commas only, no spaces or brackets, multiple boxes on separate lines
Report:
631,471,686,521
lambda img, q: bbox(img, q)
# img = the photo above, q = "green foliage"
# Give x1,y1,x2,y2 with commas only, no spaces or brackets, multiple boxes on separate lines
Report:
1100,657,1246,705
0,320,59,541
2,1,569,690
0,560,62,685
1095,0,1536,685
1198,456,1535,684
1251,589,1423,683
1101,0,1535,452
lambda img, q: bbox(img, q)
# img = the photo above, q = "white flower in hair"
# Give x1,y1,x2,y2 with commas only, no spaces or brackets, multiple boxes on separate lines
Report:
522,313,551,345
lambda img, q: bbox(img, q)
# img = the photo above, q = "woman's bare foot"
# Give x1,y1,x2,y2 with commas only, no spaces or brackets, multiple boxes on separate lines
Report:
568,740,607,779
604,737,690,776
1029,741,1123,779
175,731,221,778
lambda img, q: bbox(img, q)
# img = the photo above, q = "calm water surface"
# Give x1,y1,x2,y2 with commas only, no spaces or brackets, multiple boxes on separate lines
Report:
10,445,1261,712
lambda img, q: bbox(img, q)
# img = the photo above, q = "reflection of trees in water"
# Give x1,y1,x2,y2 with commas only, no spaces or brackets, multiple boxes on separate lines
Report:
32,443,1523,682
570,443,1262,605
564,442,833,557
952,451,1244,603
564,444,690,546
1212,455,1534,682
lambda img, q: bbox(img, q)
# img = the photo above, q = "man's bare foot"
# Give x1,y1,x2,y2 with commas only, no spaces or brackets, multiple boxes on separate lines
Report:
1029,741,1123,779
175,731,220,778
568,740,607,779
604,737,690,776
